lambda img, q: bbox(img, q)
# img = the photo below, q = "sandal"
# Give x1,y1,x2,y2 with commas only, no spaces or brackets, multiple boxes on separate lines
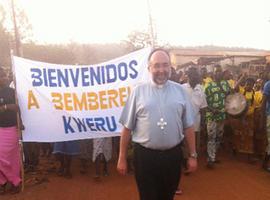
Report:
175,188,183,195
94,174,100,181
103,170,109,176
183,169,191,175
80,168,87,174
0,183,7,195
10,184,21,194
57,168,65,176
63,171,73,179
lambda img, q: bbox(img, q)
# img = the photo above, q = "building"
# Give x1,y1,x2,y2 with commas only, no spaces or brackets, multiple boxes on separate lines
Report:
169,48,270,75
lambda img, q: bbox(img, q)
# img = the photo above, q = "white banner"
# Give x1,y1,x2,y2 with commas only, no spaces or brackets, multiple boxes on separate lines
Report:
13,48,151,142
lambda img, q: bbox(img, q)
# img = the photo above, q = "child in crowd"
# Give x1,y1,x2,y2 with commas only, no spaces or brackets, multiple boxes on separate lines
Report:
92,137,112,179
53,141,80,178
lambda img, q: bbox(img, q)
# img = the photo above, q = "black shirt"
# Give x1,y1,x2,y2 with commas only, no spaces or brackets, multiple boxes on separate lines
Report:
0,86,17,127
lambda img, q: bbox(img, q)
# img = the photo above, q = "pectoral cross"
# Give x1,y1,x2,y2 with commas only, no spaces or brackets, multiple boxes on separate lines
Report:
157,118,167,130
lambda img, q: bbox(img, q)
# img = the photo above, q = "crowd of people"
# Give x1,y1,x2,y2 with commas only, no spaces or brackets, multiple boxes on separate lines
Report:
175,62,270,172
0,48,270,199
116,49,270,200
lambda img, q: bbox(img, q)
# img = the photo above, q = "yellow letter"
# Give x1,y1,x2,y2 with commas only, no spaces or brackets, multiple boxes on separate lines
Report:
28,90,40,109
63,93,73,111
107,89,119,108
51,92,63,110
73,93,87,111
87,92,99,110
99,90,108,110
119,87,130,106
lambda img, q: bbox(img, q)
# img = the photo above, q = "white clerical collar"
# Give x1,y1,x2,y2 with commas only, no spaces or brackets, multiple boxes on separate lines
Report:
150,79,168,89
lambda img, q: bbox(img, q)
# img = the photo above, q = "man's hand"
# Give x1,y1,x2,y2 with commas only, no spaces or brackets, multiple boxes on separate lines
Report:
6,104,19,112
212,108,221,115
259,113,266,131
117,157,127,175
19,123,25,131
117,127,131,175
186,157,198,173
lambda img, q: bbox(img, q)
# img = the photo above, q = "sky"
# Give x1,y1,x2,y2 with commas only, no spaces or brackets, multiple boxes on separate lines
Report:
1,0,270,50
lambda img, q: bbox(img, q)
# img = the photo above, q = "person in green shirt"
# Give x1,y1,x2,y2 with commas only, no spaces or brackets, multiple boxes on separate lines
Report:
205,65,230,168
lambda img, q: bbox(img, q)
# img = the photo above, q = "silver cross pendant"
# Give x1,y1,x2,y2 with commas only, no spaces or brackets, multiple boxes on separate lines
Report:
157,118,167,130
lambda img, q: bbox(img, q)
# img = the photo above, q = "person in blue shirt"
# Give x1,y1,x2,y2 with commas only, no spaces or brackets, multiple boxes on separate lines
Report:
117,48,197,200
262,67,270,172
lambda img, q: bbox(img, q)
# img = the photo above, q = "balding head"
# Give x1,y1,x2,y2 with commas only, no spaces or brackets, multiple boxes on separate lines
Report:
148,48,171,85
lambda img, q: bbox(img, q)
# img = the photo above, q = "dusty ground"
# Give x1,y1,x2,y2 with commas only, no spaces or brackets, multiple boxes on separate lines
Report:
1,152,270,200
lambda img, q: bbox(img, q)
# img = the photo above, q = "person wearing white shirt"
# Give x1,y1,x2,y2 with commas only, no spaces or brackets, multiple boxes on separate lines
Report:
182,67,207,154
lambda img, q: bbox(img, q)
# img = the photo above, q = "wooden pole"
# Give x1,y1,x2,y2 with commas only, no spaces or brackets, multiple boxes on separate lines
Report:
10,0,22,57
10,50,25,192
147,0,156,48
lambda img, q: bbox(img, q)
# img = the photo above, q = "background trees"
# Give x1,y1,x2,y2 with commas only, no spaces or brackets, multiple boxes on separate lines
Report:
0,3,148,67
0,5,11,67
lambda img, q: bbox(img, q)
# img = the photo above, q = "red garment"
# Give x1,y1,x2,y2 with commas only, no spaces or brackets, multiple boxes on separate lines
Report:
0,126,21,186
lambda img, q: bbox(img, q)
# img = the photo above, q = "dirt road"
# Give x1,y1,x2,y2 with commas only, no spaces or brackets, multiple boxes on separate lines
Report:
1,153,270,200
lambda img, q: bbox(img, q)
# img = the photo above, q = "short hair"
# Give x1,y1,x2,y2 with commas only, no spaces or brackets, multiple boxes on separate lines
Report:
148,48,170,62
201,67,207,71
187,67,198,77
245,77,255,85
214,64,222,69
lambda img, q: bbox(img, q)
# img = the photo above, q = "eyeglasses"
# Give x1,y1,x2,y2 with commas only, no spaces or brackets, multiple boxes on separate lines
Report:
150,63,170,70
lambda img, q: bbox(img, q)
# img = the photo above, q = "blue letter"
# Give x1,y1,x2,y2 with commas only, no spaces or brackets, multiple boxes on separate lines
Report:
94,117,107,131
69,68,80,87
106,64,117,83
62,116,75,134
30,68,43,86
73,117,87,132
129,60,138,79
89,67,101,85
81,67,90,86
106,116,117,131
48,68,57,87
118,62,128,81
57,69,69,87
86,118,97,131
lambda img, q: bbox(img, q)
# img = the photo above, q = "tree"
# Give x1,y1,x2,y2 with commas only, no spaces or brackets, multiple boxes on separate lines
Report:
9,0,33,57
13,5,33,43
0,1,33,66
23,43,76,64
0,5,11,67
124,31,152,51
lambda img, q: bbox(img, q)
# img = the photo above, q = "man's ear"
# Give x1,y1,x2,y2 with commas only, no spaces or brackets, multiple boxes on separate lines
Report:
168,68,172,78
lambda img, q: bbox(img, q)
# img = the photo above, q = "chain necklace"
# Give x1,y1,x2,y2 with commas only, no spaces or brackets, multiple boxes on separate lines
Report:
155,85,167,133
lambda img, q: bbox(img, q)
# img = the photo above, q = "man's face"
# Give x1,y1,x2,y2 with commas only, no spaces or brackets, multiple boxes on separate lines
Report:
148,51,171,85
189,70,200,84
223,71,231,80
214,67,223,81
201,68,207,77
245,81,253,91
267,72,270,80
